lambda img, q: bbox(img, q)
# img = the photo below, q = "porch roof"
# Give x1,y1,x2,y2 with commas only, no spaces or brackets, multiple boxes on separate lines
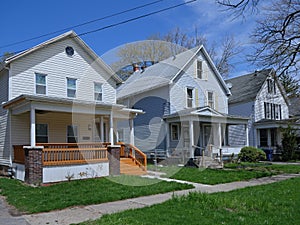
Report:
163,106,249,124
2,94,143,118
254,117,300,129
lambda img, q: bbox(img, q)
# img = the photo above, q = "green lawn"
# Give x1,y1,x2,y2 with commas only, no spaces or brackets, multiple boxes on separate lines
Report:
81,177,300,225
150,163,300,185
0,176,193,213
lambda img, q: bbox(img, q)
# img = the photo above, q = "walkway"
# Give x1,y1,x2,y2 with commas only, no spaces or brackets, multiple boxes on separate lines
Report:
2,173,300,225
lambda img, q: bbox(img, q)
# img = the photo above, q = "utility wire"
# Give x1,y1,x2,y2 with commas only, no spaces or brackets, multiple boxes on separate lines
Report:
0,0,164,50
0,0,197,59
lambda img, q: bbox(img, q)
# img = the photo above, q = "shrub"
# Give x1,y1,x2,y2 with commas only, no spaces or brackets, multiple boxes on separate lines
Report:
238,147,266,162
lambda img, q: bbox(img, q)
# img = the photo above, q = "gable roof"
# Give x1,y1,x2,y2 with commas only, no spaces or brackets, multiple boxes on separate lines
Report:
4,31,123,84
226,69,273,104
117,45,230,100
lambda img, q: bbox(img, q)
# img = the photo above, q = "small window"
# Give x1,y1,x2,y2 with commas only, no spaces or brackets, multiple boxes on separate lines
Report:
35,73,47,95
171,124,179,141
36,124,48,143
67,78,77,98
65,46,74,56
197,60,203,79
94,83,103,101
187,88,194,108
207,91,214,109
267,79,276,94
67,125,78,143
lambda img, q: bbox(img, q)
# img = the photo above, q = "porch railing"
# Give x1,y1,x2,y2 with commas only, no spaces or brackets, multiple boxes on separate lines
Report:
13,143,110,166
124,144,147,171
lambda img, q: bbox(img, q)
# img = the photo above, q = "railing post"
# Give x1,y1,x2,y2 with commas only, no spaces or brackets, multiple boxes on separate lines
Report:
24,146,44,185
107,145,121,176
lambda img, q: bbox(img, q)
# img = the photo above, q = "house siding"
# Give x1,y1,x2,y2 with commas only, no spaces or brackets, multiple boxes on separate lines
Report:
9,38,116,104
170,56,228,114
254,79,289,122
0,70,10,164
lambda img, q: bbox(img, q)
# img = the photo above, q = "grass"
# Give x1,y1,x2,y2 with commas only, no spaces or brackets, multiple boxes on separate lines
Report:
149,163,300,185
0,175,193,214
81,177,300,225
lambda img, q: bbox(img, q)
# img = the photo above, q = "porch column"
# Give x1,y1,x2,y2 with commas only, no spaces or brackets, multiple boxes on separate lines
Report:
100,116,104,142
189,119,194,158
109,111,114,145
30,107,36,147
129,118,135,146
165,122,170,157
218,123,222,148
113,118,118,142
245,125,249,146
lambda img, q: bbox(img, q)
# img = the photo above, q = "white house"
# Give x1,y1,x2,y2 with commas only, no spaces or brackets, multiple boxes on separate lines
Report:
0,31,144,183
117,46,249,164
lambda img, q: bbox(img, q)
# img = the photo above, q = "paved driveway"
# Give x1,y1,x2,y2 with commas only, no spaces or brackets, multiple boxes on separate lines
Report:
0,197,29,225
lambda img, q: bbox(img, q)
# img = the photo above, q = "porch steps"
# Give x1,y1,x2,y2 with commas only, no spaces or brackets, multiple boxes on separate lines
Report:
120,158,147,176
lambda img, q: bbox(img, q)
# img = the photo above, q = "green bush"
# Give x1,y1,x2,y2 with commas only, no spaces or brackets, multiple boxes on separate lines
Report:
238,146,266,162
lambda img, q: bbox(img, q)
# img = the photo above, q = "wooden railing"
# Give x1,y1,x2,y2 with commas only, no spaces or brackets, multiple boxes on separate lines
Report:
13,143,110,166
125,144,147,171
13,145,26,164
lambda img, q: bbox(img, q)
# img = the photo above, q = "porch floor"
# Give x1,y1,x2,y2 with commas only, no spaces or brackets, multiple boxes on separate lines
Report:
120,158,147,176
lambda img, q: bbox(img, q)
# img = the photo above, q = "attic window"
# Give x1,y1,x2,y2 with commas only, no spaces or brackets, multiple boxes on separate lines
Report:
196,60,203,79
267,79,276,94
65,46,74,56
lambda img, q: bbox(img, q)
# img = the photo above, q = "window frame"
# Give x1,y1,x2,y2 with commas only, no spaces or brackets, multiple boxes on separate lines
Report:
264,102,282,120
267,79,276,94
196,60,203,79
207,91,214,109
67,125,78,143
35,73,47,95
186,87,194,108
94,82,103,102
67,77,77,98
171,123,180,141
36,124,48,143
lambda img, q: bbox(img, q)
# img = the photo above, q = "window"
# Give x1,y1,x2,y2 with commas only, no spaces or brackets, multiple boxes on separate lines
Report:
94,83,103,101
171,124,179,141
259,129,268,147
207,91,214,109
267,79,276,94
187,88,194,108
264,102,282,120
67,125,78,143
35,73,47,95
36,124,48,143
196,60,203,79
67,78,77,98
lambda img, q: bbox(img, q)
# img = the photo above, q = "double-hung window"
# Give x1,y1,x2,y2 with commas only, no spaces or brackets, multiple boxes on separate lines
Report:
187,88,194,108
67,78,77,98
171,124,179,141
196,60,203,79
94,82,103,101
207,91,214,109
267,79,276,94
36,124,48,143
35,73,47,95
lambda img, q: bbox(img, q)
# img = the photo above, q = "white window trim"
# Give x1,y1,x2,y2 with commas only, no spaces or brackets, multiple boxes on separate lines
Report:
67,77,77,98
94,82,103,102
35,73,48,95
186,87,194,108
171,123,180,141
206,91,215,109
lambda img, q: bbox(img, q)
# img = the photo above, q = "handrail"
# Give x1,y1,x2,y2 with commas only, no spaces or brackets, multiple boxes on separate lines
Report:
125,144,147,171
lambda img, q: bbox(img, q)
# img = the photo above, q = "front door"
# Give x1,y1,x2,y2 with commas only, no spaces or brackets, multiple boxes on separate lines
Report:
203,125,213,147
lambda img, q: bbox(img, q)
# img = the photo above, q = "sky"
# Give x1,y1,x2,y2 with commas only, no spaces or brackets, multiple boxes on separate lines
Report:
0,0,263,78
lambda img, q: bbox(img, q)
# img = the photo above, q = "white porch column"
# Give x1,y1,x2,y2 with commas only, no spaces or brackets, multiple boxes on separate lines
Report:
30,107,36,147
113,118,118,142
245,125,249,146
129,118,134,146
218,123,222,149
189,119,194,158
109,111,114,145
100,116,104,142
165,122,170,157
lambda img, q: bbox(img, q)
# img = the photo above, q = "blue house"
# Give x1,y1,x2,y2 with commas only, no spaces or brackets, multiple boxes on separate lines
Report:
117,46,249,163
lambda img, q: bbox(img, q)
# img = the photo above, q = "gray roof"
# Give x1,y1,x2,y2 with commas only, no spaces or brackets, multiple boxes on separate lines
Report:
289,96,300,116
226,69,273,104
117,46,230,100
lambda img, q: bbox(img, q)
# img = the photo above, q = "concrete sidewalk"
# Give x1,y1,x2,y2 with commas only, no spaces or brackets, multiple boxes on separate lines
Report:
18,173,300,225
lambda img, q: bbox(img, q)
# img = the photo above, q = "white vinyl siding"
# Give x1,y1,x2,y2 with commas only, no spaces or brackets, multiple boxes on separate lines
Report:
8,38,117,104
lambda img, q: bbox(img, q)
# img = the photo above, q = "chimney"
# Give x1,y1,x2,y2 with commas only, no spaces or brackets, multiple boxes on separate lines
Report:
133,64,139,72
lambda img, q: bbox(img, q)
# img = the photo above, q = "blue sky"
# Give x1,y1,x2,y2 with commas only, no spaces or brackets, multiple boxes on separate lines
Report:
0,0,262,77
